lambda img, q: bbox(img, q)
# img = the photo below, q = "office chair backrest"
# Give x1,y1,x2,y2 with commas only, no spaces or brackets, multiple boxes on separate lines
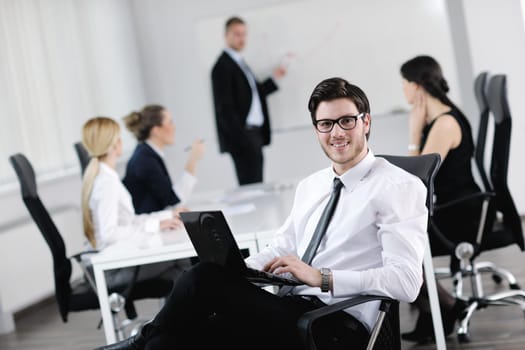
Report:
324,154,440,350
9,153,73,322
473,71,492,191
484,74,524,251
379,153,441,215
74,142,91,176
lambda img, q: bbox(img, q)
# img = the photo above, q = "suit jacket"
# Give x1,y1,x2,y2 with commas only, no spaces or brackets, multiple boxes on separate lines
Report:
122,143,180,214
211,51,278,153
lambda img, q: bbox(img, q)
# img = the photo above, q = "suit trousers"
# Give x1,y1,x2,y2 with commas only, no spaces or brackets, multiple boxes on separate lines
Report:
229,127,264,185
146,262,369,350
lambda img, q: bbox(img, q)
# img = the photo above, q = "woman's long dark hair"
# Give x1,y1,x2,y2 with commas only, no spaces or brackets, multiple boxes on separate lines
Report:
400,55,462,115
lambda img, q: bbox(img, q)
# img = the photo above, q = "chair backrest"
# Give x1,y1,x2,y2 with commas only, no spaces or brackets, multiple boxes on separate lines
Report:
483,74,524,251
74,142,91,176
374,154,440,350
473,71,492,192
379,153,441,215
9,153,73,321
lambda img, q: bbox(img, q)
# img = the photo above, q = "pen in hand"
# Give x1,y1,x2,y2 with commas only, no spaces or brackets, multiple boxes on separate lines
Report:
184,139,205,152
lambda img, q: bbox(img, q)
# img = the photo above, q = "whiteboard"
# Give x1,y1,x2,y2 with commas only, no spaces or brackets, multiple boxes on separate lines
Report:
195,0,459,131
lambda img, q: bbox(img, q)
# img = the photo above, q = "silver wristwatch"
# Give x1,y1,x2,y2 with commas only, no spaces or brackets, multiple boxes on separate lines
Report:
320,267,331,292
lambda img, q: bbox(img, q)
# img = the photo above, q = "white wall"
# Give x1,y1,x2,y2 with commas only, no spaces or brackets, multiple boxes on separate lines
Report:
0,0,146,186
461,0,525,212
128,0,460,192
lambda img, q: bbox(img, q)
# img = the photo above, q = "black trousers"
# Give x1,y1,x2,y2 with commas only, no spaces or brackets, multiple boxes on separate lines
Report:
146,262,369,350
229,127,264,185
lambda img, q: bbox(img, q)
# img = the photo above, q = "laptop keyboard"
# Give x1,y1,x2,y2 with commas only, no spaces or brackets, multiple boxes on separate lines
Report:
247,267,302,286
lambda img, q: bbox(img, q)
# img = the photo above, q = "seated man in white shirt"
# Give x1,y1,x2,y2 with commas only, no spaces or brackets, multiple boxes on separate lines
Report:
97,77,428,350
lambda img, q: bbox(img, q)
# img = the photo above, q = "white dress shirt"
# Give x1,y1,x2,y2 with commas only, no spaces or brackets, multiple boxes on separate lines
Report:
224,47,265,127
245,150,428,330
145,140,197,204
89,162,172,250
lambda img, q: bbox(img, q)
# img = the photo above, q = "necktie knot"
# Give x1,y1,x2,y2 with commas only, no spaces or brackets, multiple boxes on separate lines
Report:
333,177,343,192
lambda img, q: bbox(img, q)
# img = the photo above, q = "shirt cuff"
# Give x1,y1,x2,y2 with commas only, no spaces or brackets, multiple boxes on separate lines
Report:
331,270,362,297
144,218,161,233
155,209,173,221
173,171,197,203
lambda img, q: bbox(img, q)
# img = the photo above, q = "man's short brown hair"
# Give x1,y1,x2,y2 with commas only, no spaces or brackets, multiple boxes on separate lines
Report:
225,16,245,32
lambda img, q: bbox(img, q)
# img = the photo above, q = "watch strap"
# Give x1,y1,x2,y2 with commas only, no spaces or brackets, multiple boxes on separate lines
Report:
320,267,331,292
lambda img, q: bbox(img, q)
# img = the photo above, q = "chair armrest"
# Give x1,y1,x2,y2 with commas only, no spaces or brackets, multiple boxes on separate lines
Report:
70,250,99,262
69,250,99,293
434,191,494,212
297,294,395,350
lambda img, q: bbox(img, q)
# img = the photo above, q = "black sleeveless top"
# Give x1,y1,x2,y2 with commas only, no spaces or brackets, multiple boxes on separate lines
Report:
422,108,482,254
421,108,480,205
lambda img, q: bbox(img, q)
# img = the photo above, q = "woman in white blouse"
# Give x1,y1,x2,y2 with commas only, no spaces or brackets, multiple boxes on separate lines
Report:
81,117,189,296
81,116,183,251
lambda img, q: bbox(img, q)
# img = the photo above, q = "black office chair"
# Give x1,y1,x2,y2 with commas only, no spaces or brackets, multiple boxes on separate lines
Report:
473,71,492,192
74,141,91,175
435,71,520,291
458,72,522,291
429,74,525,343
8,153,173,340
297,153,441,350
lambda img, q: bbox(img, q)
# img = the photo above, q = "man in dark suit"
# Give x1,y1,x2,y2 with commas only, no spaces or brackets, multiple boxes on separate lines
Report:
211,16,286,185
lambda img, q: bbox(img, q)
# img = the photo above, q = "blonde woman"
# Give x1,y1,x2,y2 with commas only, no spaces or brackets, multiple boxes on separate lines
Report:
81,117,183,251
81,116,192,303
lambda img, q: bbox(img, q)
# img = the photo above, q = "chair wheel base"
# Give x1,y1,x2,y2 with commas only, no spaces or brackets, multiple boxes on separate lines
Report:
458,333,471,343
492,274,502,284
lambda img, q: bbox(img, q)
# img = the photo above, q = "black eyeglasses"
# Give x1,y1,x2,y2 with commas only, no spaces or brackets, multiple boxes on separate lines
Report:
313,113,365,133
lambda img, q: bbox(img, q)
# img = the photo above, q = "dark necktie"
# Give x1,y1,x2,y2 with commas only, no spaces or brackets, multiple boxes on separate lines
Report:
301,177,344,264
278,177,344,296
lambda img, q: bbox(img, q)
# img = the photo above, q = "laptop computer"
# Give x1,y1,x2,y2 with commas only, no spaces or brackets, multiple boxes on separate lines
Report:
180,210,302,286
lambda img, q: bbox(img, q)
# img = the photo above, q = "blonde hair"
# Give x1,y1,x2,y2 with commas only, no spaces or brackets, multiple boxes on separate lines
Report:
81,117,121,248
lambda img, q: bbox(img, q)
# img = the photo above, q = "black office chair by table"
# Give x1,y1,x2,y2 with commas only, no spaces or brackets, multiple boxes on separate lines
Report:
464,71,522,291
8,153,172,340
297,153,441,350
429,74,525,342
74,141,91,175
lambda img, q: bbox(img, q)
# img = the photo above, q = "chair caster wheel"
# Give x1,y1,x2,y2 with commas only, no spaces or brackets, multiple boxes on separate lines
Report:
492,274,502,284
510,283,521,290
458,333,471,343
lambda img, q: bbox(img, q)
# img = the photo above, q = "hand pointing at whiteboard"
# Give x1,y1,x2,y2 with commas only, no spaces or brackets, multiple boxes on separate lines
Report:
273,52,295,80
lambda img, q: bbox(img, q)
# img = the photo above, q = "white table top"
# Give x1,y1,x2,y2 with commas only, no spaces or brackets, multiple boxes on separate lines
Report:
91,179,299,344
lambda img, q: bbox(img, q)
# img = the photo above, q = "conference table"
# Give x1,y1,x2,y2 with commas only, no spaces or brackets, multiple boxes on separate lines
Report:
90,179,297,344
91,178,446,349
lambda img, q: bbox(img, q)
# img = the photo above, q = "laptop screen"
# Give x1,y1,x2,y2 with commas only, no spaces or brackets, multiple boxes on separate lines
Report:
180,211,248,274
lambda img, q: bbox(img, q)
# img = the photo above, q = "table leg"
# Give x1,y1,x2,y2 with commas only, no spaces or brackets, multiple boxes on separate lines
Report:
93,265,116,344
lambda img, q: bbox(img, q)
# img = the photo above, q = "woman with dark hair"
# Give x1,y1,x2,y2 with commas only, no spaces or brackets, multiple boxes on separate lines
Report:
400,55,481,342
123,105,205,214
